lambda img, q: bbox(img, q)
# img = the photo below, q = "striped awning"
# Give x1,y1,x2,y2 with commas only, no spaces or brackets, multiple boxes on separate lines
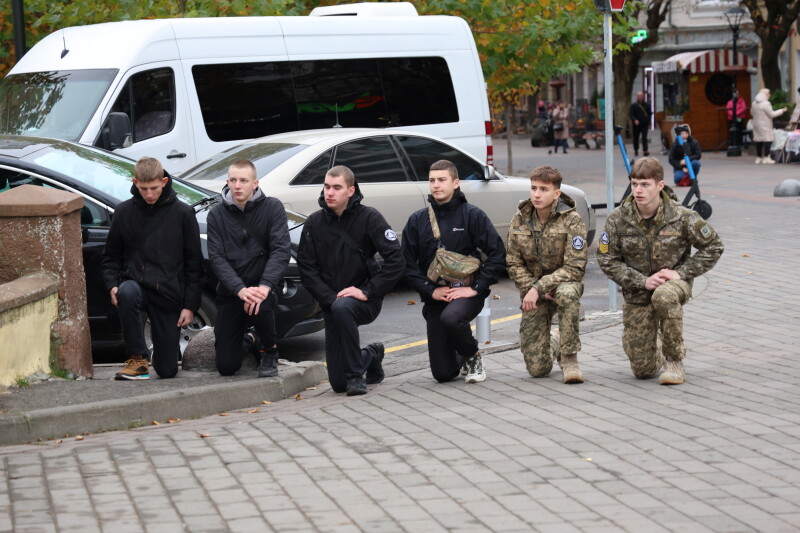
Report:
652,49,757,74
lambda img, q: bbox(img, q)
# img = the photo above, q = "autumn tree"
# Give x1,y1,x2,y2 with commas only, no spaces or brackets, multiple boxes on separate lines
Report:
739,0,800,91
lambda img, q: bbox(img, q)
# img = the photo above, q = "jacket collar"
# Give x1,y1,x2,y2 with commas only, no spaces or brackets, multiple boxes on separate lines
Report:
130,172,177,208
428,188,467,214
318,181,364,219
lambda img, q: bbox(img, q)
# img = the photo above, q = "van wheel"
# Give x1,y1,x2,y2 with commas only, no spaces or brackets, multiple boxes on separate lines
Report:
144,293,217,355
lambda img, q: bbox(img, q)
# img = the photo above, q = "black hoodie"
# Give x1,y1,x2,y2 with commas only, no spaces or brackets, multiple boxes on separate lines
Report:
102,176,203,311
402,189,506,302
297,183,405,310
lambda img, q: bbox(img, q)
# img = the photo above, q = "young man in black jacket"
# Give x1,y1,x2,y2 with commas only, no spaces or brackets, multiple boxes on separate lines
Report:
297,165,405,396
102,157,204,380
668,123,702,186
207,160,291,377
402,160,506,384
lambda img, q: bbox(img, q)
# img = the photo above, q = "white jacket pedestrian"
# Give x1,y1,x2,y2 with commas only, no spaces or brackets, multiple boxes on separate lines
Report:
750,88,786,143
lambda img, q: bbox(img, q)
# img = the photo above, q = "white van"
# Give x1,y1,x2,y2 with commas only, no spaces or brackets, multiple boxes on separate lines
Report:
0,3,494,173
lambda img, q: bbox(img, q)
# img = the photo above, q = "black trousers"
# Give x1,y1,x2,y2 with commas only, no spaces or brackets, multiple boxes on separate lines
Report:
117,280,180,379
324,297,382,393
632,124,649,153
422,290,489,383
214,292,277,376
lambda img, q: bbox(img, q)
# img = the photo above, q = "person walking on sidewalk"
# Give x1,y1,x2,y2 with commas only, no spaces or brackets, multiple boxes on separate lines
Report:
207,160,291,378
751,88,787,164
597,157,724,385
402,160,506,384
298,166,404,396
549,101,570,155
102,157,204,380
629,91,652,157
506,166,587,383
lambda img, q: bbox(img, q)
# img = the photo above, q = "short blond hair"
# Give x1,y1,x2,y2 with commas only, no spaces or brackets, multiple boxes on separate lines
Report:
134,157,164,183
630,157,663,183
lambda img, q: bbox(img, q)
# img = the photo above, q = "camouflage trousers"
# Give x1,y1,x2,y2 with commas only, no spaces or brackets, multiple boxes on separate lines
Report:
519,282,583,377
622,279,691,378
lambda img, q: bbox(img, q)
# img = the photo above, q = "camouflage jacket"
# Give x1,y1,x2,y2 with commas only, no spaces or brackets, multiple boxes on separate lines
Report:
506,193,588,296
597,188,724,305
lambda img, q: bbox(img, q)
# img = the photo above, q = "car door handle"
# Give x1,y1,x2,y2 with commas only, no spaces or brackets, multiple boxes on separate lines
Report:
166,152,186,159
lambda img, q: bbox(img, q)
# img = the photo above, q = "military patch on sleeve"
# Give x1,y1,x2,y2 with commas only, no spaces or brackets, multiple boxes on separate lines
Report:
699,224,711,239
384,229,398,241
598,231,610,254
572,236,585,250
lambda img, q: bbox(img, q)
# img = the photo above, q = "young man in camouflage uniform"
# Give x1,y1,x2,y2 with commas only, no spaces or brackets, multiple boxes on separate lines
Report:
597,157,724,384
506,166,588,383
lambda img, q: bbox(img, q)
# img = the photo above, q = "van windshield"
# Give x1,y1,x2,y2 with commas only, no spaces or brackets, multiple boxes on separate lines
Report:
0,69,117,141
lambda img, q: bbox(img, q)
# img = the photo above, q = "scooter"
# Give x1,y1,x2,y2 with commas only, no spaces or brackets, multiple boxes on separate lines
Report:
675,135,712,220
616,125,633,202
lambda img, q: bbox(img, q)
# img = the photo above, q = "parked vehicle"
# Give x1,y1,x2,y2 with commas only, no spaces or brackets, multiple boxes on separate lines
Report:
181,129,596,246
0,2,493,174
0,135,323,359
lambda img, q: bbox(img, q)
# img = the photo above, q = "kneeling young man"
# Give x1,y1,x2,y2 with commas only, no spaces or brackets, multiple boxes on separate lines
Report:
598,157,724,384
402,160,506,384
506,166,587,383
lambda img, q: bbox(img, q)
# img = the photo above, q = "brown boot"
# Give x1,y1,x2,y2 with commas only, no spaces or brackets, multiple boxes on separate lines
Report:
560,353,584,384
658,358,685,385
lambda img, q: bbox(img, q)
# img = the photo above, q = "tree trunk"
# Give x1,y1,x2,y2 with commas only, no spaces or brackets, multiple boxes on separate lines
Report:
505,100,514,176
759,39,783,92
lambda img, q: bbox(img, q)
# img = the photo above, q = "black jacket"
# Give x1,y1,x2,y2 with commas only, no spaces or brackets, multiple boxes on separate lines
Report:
402,189,506,302
207,187,291,298
669,136,702,170
629,100,652,125
102,176,203,311
297,184,405,310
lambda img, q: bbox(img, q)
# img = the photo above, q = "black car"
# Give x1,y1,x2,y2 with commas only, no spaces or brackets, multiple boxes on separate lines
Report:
0,135,323,359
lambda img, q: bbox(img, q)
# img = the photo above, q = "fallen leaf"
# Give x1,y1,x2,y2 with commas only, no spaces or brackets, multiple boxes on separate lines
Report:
168,418,180,424
407,300,417,305
75,436,84,441
742,254,750,257
294,394,304,400
218,412,230,416
261,400,272,405
306,386,317,390
582,457,592,462
151,420,160,426
55,439,62,444
198,433,211,438
484,341,491,344
246,409,260,414
747,272,753,274
320,379,330,383
492,294,501,299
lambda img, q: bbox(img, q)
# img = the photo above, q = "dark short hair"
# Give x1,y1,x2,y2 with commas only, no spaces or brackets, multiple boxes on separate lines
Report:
429,160,458,180
630,157,664,183
326,165,355,187
228,159,257,180
529,166,562,189
134,157,164,183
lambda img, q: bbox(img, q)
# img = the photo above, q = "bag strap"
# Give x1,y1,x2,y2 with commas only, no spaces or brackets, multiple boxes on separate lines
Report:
225,207,267,254
427,206,443,246
332,221,364,256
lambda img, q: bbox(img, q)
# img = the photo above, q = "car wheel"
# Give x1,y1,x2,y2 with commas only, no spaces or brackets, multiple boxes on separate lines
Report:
143,293,217,355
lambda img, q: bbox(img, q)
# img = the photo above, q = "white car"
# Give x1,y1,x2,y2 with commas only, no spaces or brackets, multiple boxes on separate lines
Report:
182,129,596,245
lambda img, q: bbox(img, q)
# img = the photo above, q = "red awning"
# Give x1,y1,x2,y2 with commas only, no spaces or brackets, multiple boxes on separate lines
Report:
659,49,757,74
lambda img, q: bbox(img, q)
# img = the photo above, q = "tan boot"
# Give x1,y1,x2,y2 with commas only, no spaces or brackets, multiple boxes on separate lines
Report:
658,358,685,385
560,353,584,384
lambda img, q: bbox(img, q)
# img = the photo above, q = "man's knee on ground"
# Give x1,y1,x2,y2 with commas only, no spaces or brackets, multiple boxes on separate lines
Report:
215,355,241,376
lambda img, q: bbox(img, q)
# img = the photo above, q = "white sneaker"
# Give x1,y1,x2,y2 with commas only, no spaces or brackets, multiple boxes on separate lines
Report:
755,157,762,164
464,354,486,383
763,157,776,165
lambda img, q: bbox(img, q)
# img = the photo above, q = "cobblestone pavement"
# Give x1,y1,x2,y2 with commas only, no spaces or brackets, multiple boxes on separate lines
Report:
2,151,799,532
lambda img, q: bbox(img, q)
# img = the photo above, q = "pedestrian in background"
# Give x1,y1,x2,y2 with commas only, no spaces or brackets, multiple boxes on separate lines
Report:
506,166,587,383
549,101,570,155
629,91,652,157
206,160,291,378
102,157,204,380
597,157,724,385
668,123,702,187
402,160,506,384
751,88,787,164
298,166,405,396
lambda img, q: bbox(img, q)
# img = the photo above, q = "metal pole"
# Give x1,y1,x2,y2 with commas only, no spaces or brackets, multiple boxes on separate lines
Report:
727,25,741,156
604,9,617,312
12,0,26,62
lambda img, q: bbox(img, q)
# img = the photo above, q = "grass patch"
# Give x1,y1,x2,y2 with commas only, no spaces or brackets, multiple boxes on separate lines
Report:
14,376,29,387
49,365,72,380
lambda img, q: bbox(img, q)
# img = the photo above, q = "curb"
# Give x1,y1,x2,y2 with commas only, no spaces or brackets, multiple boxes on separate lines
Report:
0,361,327,446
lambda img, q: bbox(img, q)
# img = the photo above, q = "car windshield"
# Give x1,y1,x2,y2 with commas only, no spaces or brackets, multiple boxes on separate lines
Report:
182,142,306,182
0,69,117,141
28,142,210,206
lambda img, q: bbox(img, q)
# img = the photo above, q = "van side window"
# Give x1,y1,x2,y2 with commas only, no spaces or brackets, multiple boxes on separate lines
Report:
378,58,458,126
109,68,176,143
290,149,333,186
192,63,297,143
396,135,485,181
332,137,408,183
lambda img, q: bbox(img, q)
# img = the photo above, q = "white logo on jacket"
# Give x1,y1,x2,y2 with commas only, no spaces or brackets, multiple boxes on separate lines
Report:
385,229,397,241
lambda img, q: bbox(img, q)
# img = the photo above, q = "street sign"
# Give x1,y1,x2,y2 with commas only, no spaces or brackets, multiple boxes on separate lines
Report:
609,0,626,11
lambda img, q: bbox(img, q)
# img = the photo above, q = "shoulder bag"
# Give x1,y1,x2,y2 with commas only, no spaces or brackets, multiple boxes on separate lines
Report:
425,206,481,287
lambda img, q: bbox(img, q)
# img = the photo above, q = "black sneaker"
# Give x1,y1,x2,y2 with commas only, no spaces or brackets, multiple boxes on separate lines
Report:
366,342,385,384
346,376,367,396
257,349,278,378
